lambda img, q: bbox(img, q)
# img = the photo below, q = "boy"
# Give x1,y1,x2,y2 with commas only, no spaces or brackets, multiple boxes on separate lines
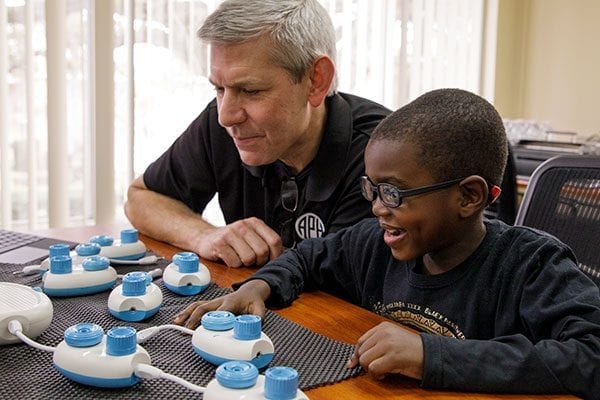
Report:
174,89,600,397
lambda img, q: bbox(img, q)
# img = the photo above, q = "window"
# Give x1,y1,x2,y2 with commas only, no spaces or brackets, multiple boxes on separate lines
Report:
0,0,490,230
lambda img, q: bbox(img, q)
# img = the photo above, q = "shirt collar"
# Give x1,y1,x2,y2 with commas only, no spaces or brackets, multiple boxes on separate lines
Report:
244,93,353,202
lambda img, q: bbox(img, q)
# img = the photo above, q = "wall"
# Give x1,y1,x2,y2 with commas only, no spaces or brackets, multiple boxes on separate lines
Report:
494,0,600,139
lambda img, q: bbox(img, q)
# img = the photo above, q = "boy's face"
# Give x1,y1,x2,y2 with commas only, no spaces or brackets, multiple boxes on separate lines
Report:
364,139,464,262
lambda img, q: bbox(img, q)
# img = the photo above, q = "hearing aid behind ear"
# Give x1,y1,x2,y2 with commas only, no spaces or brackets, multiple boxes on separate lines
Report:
489,185,502,204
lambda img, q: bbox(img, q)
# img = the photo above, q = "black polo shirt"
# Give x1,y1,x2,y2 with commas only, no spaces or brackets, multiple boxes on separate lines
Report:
143,92,390,247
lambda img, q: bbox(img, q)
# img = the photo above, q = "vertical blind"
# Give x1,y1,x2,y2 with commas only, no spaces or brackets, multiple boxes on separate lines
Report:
0,0,495,230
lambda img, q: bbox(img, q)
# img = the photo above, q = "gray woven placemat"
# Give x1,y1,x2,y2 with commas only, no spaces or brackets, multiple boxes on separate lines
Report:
0,258,361,399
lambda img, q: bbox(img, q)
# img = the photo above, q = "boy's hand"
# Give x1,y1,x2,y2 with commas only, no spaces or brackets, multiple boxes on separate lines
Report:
346,321,424,380
173,279,272,329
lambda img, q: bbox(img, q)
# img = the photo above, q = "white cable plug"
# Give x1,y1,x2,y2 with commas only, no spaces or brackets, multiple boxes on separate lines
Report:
13,264,46,276
146,268,163,279
7,320,56,353
134,363,205,393
136,324,194,344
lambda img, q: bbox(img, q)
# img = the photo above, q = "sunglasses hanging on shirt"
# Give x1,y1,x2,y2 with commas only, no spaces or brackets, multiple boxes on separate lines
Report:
280,178,298,213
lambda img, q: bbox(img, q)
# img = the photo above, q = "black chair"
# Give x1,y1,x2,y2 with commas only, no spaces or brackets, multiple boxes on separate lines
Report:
484,145,518,224
515,154,600,285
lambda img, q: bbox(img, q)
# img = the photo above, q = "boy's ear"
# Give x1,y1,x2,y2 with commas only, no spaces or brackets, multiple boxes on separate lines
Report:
457,176,489,217
307,55,335,107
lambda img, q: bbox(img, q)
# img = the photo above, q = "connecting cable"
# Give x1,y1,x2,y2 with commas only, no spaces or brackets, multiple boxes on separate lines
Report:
109,256,163,265
8,320,56,353
134,363,206,393
136,324,195,344
116,267,163,281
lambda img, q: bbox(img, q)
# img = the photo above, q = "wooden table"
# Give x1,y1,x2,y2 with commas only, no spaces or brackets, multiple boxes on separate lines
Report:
38,224,575,400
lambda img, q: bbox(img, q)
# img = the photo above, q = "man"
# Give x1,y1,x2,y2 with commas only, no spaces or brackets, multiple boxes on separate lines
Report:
125,0,390,267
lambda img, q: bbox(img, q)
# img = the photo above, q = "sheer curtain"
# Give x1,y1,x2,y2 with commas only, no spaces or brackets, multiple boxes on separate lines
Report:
0,0,495,230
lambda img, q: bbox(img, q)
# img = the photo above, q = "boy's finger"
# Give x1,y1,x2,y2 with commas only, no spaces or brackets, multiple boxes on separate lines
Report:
346,346,360,368
173,301,201,325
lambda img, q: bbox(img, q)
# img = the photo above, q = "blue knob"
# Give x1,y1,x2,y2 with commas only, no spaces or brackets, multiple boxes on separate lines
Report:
201,310,235,331
265,366,299,400
75,242,101,256
233,315,261,340
82,255,110,271
122,271,148,296
120,229,138,244
48,243,70,257
64,323,104,348
89,234,114,247
106,326,137,356
173,252,200,273
215,361,259,389
50,255,72,274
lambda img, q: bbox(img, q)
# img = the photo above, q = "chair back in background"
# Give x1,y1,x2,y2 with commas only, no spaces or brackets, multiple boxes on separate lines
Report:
515,155,600,285
484,145,518,224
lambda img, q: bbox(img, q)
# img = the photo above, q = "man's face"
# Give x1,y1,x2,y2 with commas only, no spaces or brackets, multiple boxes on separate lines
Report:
209,36,315,167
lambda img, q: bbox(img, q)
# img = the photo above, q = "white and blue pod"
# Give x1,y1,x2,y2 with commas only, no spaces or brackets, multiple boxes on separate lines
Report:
162,252,211,295
192,311,275,369
42,255,117,297
204,361,309,400
90,229,147,261
53,324,151,388
108,271,162,321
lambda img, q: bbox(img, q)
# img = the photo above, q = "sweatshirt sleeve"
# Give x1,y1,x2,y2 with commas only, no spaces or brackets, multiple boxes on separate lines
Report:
420,242,600,399
233,219,379,308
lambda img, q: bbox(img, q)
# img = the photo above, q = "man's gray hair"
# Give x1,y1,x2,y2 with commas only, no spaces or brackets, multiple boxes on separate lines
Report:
198,0,337,95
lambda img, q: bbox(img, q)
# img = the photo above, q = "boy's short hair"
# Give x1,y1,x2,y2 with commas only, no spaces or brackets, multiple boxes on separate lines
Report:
371,88,508,186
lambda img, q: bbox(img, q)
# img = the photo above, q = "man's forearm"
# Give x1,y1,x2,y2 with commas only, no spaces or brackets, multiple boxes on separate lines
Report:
124,187,214,251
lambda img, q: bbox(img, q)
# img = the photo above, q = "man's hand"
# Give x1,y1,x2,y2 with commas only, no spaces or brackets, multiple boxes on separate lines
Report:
346,321,424,380
196,217,283,267
125,177,282,268
173,280,272,329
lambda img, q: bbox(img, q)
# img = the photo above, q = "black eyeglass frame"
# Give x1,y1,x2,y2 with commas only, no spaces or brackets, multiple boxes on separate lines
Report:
360,175,465,208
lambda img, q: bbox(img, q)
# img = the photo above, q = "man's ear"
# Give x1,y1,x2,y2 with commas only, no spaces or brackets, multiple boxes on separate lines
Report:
457,176,489,217
307,55,335,107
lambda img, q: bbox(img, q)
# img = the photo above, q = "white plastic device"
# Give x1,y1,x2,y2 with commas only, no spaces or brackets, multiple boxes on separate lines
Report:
162,252,210,296
42,255,117,297
7,319,303,396
90,229,147,260
192,311,274,369
19,242,101,276
108,271,163,322
204,361,309,400
0,282,53,345
53,324,151,388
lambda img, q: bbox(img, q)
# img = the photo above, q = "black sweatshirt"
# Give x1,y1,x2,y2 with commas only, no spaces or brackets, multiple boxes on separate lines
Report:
243,218,600,398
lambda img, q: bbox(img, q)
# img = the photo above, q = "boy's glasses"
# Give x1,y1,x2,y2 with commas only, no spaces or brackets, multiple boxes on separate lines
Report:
360,176,464,208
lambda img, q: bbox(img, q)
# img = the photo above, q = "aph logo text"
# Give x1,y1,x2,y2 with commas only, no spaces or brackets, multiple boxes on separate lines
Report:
295,213,325,240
